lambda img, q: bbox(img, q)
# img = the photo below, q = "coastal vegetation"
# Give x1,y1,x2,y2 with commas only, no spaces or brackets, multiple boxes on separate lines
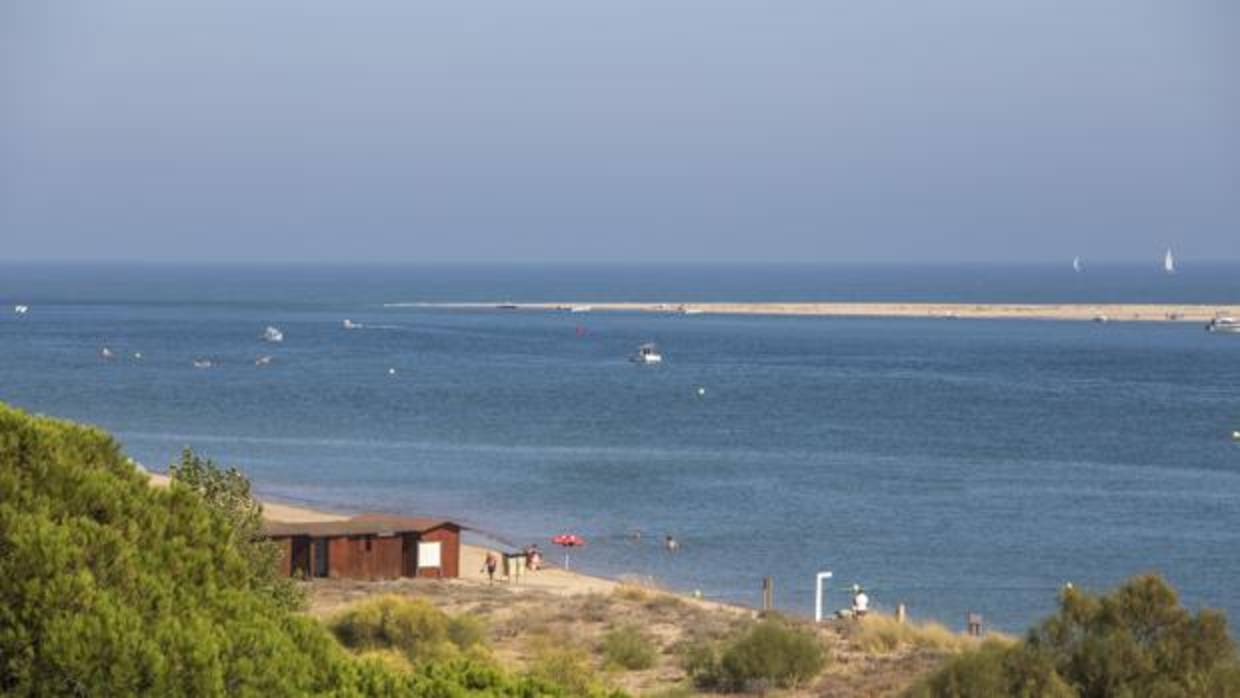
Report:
599,626,658,671
328,595,489,665
680,616,827,692
168,447,304,610
907,575,1240,697
0,404,617,696
849,614,1004,655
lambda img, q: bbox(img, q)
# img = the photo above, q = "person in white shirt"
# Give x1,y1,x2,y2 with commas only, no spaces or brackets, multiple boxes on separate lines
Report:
851,584,869,618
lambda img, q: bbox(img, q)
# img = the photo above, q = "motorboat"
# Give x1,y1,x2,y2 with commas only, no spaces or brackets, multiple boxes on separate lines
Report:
1164,248,1176,274
342,319,360,329
192,359,213,369
255,355,273,366
14,305,28,315
631,343,663,364
100,347,115,359
262,326,284,343
1206,316,1240,334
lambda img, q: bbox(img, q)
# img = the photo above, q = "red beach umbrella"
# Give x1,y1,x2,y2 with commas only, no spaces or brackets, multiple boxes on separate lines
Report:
551,534,585,569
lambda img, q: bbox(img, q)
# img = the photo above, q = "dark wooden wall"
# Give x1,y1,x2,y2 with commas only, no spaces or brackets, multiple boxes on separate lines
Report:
266,526,461,580
327,535,404,579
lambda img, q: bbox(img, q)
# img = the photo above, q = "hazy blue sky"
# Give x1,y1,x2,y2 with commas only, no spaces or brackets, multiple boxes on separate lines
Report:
3,1,1236,262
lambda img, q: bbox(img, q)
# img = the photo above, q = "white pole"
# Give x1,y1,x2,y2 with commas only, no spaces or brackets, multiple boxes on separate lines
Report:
815,571,833,622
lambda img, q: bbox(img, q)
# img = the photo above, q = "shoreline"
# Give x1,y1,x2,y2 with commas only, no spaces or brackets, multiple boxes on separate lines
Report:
403,301,1238,323
147,472,714,605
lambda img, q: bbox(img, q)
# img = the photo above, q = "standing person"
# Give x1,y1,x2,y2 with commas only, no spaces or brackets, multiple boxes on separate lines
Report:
528,545,542,571
851,584,869,618
482,551,499,584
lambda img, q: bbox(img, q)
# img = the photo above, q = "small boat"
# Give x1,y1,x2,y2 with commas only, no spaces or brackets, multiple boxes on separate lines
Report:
262,326,284,343
1232,430,1240,442
570,305,592,313
192,359,213,369
1072,256,1082,273
1206,316,1240,334
255,355,273,366
631,342,663,364
14,305,28,315
1164,248,1176,274
496,303,519,310
342,319,360,329
100,347,115,359
1093,314,1109,324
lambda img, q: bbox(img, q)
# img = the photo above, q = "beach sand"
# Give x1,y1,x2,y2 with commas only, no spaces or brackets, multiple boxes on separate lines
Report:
413,301,1238,322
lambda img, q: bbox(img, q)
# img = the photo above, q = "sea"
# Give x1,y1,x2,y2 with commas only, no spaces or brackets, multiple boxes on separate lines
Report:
2,261,1238,632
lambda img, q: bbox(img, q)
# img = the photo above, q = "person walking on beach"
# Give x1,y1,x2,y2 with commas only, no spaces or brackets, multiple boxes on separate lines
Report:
482,551,499,584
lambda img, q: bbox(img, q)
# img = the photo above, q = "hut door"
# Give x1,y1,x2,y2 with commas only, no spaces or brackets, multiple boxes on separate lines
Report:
290,536,312,577
402,534,417,577
312,538,330,577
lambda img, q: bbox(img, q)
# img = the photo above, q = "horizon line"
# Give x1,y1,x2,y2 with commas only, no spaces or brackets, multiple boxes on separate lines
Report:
4,257,1239,266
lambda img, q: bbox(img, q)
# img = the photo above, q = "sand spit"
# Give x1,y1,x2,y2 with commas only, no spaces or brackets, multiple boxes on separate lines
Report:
408,301,1237,323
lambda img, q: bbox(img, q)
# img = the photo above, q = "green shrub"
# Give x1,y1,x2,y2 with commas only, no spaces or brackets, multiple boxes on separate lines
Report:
330,595,486,664
448,613,488,650
684,617,826,691
169,447,304,611
679,639,720,680
0,404,392,695
601,625,658,670
527,634,604,695
909,575,1240,697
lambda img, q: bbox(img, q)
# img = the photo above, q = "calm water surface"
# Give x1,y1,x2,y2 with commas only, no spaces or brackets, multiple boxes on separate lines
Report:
2,262,1238,630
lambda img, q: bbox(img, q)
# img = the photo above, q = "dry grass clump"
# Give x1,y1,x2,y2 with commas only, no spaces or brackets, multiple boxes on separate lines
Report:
576,592,613,623
614,582,654,603
644,592,690,616
848,614,1014,655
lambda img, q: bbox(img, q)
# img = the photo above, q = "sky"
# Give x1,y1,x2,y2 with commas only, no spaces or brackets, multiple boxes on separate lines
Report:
2,1,1237,263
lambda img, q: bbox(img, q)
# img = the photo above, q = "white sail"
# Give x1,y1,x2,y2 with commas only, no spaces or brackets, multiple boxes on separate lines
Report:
1072,256,1082,273
1164,248,1175,274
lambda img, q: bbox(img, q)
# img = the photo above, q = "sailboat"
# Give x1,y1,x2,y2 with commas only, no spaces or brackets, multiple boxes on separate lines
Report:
1072,256,1082,273
1163,248,1176,274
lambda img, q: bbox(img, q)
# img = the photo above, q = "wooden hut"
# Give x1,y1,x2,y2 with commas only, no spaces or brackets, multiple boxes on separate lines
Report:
261,514,461,580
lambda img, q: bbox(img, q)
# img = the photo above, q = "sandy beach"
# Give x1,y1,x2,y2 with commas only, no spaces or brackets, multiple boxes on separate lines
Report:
409,301,1238,322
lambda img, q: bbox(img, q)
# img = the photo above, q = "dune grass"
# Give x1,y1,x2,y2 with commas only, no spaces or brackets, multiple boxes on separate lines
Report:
849,614,1015,655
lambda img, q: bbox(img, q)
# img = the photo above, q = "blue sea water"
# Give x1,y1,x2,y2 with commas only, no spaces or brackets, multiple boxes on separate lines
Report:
2,261,1238,631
